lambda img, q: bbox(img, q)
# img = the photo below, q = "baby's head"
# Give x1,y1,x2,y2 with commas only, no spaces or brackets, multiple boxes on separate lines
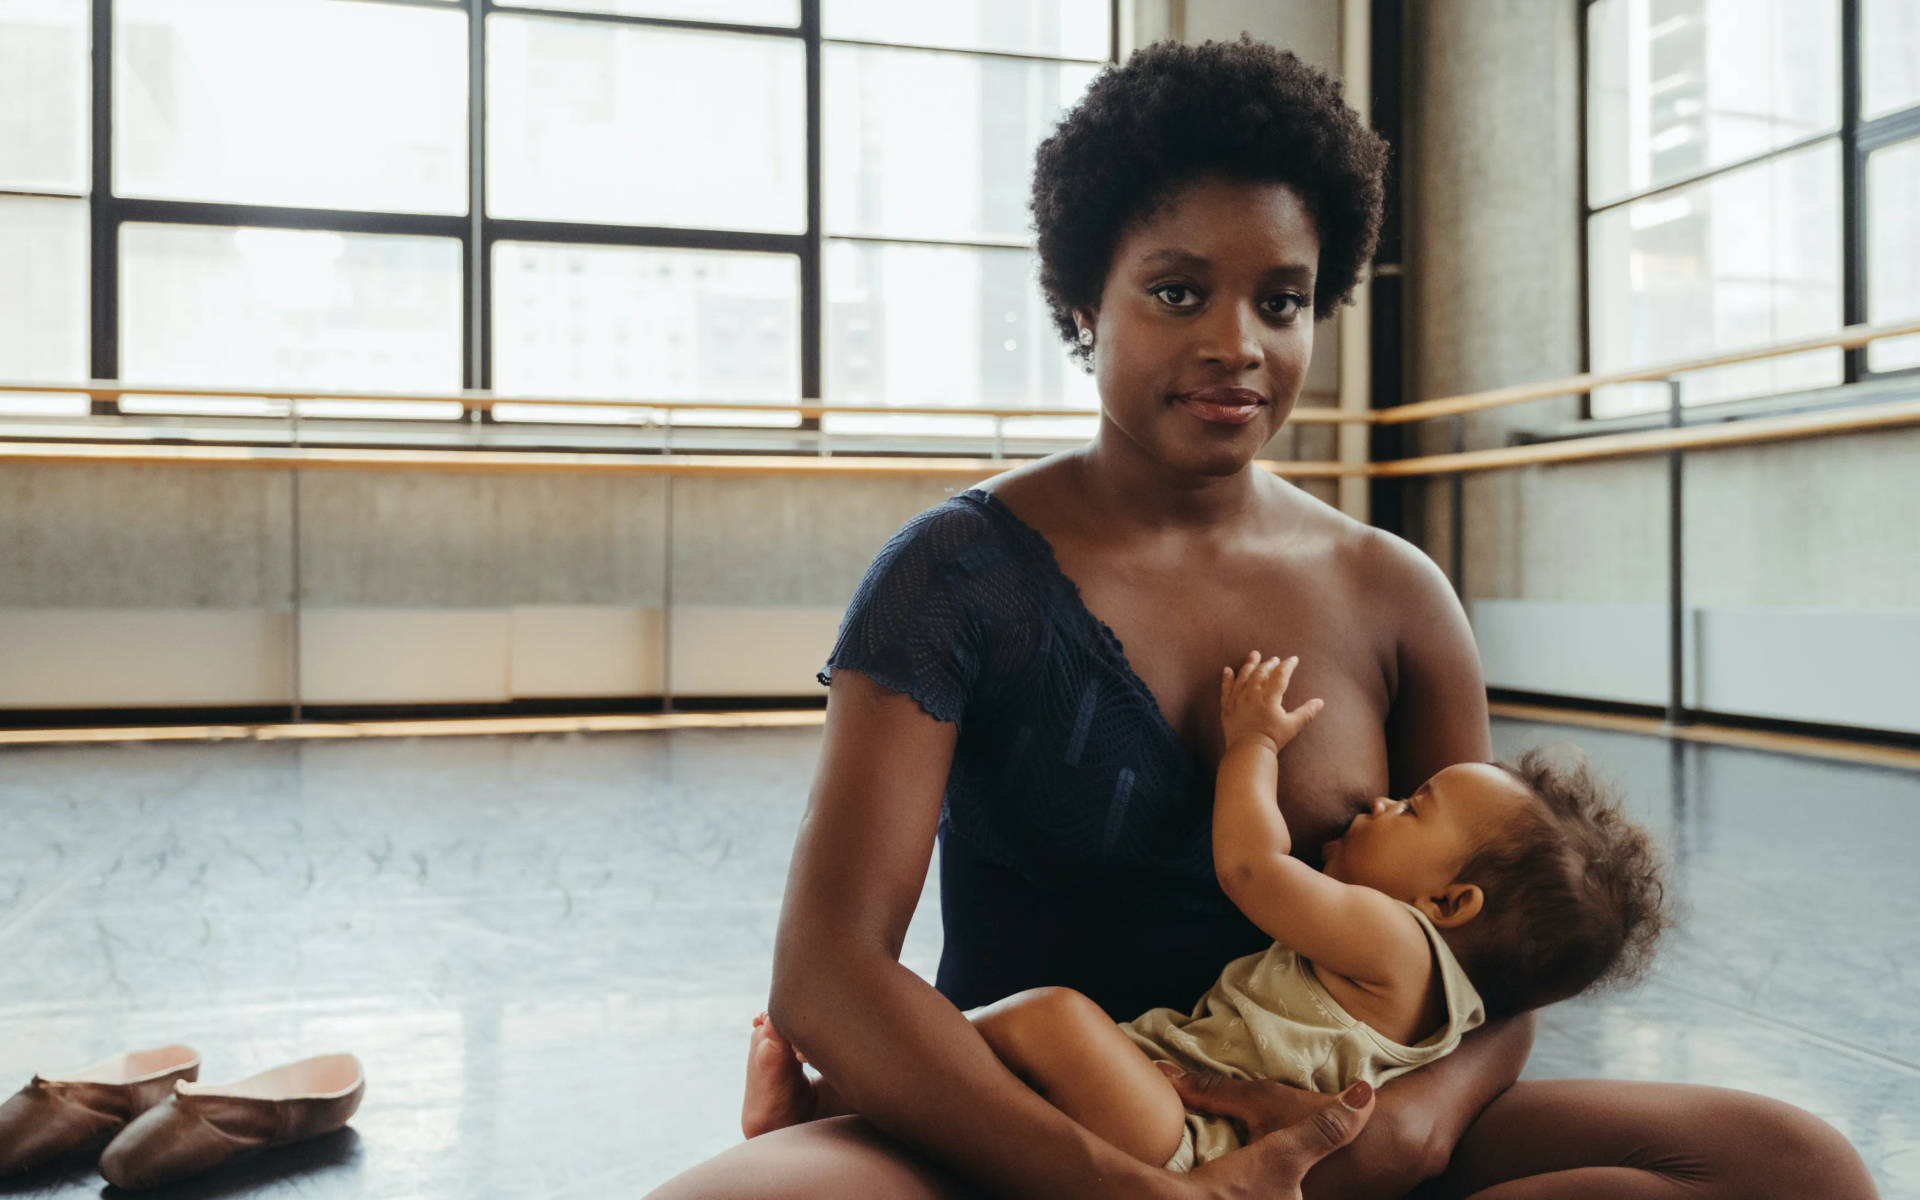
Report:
1321,748,1670,1019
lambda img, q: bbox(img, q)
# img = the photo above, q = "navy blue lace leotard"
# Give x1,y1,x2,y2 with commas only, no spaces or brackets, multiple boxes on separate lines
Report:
819,489,1269,1020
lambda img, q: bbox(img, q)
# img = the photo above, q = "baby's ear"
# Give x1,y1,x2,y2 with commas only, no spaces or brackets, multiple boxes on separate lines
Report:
1421,882,1484,929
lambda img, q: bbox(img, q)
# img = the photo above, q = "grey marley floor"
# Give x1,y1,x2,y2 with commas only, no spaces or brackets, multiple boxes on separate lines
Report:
1,718,1916,1198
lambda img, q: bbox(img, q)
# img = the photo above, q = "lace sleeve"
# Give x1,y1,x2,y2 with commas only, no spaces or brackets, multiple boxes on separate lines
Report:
818,499,1003,727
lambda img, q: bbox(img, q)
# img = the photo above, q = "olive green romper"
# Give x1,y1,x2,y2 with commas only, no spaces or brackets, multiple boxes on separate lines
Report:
1118,902,1487,1172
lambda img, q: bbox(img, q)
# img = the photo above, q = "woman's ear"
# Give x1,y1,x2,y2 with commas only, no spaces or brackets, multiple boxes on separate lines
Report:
1420,882,1484,929
1072,305,1098,337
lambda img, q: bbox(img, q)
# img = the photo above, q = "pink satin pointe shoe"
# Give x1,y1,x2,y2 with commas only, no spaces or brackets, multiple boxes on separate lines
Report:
0,1044,201,1176
98,1053,364,1191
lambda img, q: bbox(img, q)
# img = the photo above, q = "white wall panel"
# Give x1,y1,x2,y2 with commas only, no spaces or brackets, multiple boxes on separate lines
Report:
298,609,512,705
668,605,841,697
0,608,290,707
510,605,662,697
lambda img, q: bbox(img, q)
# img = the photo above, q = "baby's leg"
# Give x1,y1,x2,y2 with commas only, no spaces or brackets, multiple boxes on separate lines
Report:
967,986,1188,1167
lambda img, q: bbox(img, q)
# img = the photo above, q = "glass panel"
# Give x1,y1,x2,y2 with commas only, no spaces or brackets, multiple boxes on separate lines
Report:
1862,0,1920,120
1587,0,1837,206
825,0,1109,60
121,224,463,391
0,0,88,193
0,196,87,391
507,1,796,25
824,240,1096,435
1866,138,1920,373
488,14,804,232
1589,140,1840,417
114,0,467,214
492,242,801,421
825,45,1098,241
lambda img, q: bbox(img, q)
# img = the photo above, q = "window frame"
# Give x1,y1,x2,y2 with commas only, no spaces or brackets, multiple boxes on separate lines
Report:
0,0,1118,430
1579,0,1920,424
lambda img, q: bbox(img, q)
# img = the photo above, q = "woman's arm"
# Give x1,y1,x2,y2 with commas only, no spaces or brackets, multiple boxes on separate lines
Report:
1160,1012,1534,1199
770,669,1182,1200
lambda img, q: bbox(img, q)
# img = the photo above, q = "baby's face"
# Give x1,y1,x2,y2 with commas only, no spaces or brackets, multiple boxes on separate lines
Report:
1321,762,1536,909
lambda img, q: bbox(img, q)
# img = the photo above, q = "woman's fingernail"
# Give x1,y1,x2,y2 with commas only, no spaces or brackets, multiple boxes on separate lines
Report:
1340,1080,1372,1109
1154,1061,1186,1079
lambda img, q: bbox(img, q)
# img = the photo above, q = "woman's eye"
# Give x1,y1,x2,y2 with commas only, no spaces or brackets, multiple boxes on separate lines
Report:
1150,283,1199,307
1265,292,1308,319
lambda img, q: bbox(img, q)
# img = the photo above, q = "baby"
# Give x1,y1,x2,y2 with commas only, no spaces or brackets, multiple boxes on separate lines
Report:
743,653,1669,1172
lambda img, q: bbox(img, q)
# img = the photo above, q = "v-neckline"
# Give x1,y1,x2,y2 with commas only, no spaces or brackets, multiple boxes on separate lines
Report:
961,488,1201,770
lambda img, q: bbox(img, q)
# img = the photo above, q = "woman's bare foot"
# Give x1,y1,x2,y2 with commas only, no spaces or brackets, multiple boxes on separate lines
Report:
741,1012,817,1138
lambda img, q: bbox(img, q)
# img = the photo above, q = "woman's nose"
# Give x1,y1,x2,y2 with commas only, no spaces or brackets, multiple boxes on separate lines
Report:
1370,795,1395,815
1197,302,1262,370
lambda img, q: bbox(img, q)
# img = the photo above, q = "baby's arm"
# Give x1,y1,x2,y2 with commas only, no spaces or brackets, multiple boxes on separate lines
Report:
1214,655,1430,991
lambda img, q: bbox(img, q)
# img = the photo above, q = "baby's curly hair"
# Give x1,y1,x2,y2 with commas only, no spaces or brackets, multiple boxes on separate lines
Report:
1031,37,1388,366
1451,749,1674,1021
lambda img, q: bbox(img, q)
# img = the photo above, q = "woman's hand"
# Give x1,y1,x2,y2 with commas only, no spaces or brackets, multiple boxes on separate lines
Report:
1155,1063,1377,1200
1220,654,1324,755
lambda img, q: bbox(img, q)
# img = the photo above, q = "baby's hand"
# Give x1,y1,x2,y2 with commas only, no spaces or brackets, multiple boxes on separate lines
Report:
1220,653,1324,753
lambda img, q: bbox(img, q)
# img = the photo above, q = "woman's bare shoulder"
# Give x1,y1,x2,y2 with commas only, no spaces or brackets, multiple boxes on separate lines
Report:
971,452,1080,509
1262,482,1462,645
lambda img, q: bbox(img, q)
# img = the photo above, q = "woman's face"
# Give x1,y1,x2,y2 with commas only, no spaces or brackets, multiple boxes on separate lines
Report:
1083,175,1320,478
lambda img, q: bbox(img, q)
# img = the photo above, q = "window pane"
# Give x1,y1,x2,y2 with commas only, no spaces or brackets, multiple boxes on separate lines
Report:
0,0,87,192
493,242,800,419
824,240,1095,434
0,196,86,416
507,1,796,25
121,224,463,391
1867,139,1920,373
1589,140,1840,417
115,0,467,214
1587,0,1837,206
1862,0,1920,120
825,45,1098,241
825,0,1109,60
488,14,804,232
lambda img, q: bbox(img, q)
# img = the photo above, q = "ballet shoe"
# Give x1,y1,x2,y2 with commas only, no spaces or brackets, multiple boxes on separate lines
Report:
98,1053,364,1191
0,1044,200,1176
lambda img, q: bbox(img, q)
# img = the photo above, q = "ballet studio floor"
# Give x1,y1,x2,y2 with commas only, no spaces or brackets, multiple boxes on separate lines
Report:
2,716,1915,1198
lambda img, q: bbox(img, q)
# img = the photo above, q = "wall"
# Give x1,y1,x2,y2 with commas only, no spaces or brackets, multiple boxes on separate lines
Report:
1401,0,1920,735
0,464,961,709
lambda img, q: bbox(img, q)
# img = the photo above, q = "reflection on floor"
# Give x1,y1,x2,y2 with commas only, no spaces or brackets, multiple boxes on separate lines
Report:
0,718,1913,1198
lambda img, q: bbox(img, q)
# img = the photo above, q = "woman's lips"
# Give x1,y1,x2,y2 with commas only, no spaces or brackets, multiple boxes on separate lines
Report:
1173,388,1267,426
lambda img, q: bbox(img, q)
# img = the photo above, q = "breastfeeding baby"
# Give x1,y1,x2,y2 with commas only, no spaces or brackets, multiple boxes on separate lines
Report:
742,652,1670,1173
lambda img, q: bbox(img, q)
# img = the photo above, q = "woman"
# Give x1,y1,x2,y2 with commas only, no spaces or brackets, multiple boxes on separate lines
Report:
650,40,1878,1200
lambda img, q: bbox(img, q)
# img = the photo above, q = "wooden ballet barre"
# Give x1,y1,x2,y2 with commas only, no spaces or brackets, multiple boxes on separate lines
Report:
0,441,1359,479
1373,316,1920,426
0,380,1356,424
5,394,1914,479
1373,395,1920,477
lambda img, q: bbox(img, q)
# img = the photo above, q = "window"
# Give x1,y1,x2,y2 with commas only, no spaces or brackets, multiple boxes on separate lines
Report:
492,242,800,414
486,16,805,233
821,32,1103,434
1584,0,1920,418
0,0,88,418
121,223,464,392
114,0,468,214
0,0,1114,436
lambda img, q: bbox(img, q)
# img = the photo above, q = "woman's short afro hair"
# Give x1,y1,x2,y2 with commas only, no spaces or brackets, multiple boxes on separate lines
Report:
1031,37,1388,365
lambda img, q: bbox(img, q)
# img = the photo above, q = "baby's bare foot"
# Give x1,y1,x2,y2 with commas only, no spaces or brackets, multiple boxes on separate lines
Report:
741,1011,816,1138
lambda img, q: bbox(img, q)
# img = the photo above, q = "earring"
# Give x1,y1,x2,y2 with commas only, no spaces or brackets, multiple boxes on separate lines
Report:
1077,327,1094,348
